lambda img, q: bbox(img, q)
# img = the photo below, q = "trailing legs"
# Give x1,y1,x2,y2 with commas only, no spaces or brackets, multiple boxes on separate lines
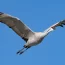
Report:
16,45,31,55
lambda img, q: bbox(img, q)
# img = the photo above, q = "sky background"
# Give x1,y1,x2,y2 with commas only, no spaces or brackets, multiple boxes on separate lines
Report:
0,0,65,65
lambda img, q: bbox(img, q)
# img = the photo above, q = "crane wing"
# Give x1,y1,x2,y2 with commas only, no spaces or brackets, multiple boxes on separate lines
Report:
51,20,65,29
0,12,34,42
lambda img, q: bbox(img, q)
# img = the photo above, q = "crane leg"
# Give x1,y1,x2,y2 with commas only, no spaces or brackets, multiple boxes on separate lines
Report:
16,46,31,55
16,47,25,54
19,48,29,55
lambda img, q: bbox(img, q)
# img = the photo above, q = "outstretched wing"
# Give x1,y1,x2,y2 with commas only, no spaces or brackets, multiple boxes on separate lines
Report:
0,12,34,42
51,20,65,29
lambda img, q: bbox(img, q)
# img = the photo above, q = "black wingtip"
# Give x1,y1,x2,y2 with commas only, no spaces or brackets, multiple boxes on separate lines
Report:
0,12,4,15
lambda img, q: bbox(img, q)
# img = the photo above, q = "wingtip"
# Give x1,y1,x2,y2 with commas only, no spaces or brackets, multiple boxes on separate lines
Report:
0,12,4,15
61,20,65,22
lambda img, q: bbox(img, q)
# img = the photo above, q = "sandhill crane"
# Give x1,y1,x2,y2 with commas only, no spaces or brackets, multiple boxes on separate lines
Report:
0,12,65,55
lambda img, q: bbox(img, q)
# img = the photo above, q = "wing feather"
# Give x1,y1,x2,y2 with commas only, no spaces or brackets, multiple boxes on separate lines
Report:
51,20,65,29
0,12,34,42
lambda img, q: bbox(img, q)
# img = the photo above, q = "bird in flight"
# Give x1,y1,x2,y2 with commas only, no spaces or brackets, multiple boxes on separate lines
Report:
0,12,65,55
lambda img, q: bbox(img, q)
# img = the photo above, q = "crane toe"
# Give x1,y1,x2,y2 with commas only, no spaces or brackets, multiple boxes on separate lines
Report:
16,50,21,54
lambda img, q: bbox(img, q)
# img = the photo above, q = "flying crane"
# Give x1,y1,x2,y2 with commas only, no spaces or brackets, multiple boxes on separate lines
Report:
0,12,65,55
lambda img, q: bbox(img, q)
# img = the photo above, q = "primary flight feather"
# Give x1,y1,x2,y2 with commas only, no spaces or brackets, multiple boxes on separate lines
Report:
0,12,65,55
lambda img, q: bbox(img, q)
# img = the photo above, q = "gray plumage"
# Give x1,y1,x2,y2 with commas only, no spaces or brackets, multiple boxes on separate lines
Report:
0,12,65,55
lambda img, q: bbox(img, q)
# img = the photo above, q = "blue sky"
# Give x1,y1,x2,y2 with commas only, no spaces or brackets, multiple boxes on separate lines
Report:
0,0,65,65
